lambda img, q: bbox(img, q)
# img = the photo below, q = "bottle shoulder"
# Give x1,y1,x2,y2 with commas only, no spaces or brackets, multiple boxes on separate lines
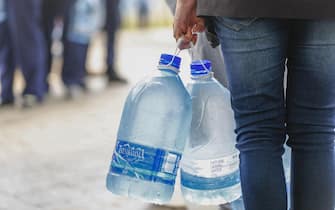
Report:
126,76,191,106
188,80,231,99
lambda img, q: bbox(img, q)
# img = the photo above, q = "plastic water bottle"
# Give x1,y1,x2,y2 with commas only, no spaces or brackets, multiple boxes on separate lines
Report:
230,197,245,210
0,0,6,23
67,0,106,44
181,60,242,205
106,54,192,204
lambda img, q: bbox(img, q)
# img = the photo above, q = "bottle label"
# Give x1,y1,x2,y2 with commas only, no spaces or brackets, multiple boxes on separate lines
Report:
181,153,239,178
181,170,241,190
110,139,182,186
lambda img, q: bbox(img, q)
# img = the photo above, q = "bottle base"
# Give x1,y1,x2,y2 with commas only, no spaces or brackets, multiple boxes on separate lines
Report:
181,183,242,205
106,173,174,205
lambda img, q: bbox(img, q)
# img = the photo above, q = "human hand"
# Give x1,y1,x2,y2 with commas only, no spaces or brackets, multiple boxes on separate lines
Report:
173,0,205,49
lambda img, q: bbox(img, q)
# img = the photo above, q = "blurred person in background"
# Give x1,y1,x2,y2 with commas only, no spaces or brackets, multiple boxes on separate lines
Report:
62,0,125,99
137,0,149,28
0,0,15,107
105,0,127,84
42,0,67,79
61,0,101,99
4,0,48,107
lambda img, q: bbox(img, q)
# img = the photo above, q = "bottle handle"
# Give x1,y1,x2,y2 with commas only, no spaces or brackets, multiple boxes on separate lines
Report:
175,36,195,54
175,35,211,73
165,36,192,69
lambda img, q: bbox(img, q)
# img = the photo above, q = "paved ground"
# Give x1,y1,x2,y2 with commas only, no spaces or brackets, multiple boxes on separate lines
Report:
0,28,212,210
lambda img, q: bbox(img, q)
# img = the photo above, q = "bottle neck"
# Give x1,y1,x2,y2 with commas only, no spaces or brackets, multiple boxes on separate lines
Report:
191,72,214,80
157,66,179,76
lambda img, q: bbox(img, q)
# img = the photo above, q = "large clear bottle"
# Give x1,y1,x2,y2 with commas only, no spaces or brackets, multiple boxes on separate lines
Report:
106,54,192,204
181,60,242,205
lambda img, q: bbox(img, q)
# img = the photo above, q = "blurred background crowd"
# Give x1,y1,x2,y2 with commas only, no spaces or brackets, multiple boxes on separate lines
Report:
0,0,172,108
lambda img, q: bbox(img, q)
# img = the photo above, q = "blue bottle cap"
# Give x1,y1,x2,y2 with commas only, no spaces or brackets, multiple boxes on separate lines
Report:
159,54,182,70
191,60,212,76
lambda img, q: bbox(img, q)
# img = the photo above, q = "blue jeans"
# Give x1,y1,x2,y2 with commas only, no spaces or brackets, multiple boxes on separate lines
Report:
214,18,335,210
0,20,15,102
7,0,47,101
106,0,121,72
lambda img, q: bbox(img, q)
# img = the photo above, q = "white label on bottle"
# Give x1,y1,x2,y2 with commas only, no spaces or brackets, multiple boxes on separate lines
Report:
162,153,180,174
181,153,239,178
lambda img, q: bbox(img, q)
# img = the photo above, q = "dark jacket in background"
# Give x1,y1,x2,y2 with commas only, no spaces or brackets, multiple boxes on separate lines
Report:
197,0,335,19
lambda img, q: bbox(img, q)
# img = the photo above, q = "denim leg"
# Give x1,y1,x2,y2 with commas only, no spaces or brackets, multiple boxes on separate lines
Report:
0,21,15,102
106,0,120,70
42,0,57,76
62,40,88,87
286,20,335,210
7,0,47,101
215,18,289,210
61,0,89,87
